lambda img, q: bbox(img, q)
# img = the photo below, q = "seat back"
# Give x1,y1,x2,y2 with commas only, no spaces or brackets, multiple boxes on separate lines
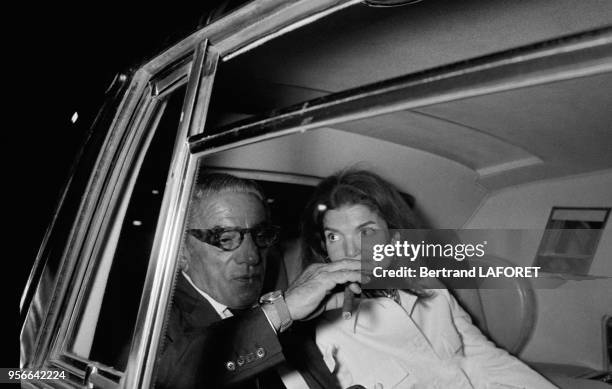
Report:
267,238,305,292
281,238,305,285
455,255,537,355
451,286,489,335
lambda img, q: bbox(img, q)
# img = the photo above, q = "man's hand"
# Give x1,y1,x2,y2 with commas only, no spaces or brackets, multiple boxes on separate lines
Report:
284,259,367,321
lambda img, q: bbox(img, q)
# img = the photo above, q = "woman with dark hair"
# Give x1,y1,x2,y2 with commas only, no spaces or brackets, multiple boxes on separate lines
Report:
301,168,419,261
300,168,556,389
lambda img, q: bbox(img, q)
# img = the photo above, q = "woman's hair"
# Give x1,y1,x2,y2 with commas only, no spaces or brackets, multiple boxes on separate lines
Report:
300,168,428,297
300,168,420,262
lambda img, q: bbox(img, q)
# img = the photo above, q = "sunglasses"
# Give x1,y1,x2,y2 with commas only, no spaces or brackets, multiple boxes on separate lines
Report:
187,225,280,251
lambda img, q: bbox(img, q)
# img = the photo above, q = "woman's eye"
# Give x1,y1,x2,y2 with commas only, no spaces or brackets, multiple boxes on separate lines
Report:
361,227,377,236
326,233,340,242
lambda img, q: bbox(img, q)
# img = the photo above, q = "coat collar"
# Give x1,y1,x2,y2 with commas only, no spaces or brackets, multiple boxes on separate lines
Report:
173,272,221,325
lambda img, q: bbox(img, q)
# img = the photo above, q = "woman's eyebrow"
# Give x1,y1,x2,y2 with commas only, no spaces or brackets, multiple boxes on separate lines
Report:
324,221,377,232
357,221,377,229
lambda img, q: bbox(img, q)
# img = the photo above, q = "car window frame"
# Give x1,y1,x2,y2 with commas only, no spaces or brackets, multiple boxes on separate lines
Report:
21,69,151,378
19,72,131,373
21,50,199,389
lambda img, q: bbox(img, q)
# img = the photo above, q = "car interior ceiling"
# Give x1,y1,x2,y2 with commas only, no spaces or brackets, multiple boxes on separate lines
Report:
204,0,612,194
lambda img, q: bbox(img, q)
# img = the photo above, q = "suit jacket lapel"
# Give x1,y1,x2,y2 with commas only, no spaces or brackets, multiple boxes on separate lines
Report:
174,273,221,329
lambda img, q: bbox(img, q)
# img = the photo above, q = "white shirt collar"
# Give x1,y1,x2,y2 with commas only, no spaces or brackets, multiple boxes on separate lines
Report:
182,271,233,319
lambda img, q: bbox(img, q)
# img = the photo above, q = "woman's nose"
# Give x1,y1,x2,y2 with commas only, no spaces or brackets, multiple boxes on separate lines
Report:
344,236,361,259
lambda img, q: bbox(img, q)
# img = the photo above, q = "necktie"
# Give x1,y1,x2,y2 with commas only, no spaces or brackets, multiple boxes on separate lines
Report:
228,307,249,316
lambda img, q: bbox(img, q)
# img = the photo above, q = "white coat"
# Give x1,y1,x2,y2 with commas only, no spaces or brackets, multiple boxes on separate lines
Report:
316,289,557,389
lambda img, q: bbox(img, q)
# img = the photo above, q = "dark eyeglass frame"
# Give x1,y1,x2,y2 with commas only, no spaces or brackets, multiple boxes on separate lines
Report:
187,225,280,251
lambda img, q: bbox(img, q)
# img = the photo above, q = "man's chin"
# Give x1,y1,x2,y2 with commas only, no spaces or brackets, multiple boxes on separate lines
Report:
229,279,262,307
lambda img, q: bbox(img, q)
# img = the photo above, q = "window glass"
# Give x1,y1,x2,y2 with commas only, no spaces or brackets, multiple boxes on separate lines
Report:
534,207,610,274
19,77,129,368
67,84,186,371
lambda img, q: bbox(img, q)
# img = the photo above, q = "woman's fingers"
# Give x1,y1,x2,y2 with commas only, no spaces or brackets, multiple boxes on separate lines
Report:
348,281,362,294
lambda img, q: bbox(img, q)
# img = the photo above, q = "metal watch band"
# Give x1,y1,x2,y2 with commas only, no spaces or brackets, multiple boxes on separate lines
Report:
272,294,292,332
260,291,293,332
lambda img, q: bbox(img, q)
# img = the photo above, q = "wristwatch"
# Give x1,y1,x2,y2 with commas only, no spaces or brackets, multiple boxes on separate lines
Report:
259,290,293,332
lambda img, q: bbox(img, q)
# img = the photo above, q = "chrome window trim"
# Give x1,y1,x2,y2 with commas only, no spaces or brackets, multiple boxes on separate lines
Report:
56,88,157,356
150,56,192,97
204,167,322,187
142,0,360,75
122,40,217,389
187,46,218,138
46,87,157,384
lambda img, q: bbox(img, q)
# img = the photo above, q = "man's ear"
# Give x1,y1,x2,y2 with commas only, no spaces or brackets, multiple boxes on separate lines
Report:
180,235,196,272
179,250,190,272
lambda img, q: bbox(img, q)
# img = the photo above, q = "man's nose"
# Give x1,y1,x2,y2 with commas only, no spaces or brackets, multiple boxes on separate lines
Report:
234,233,262,265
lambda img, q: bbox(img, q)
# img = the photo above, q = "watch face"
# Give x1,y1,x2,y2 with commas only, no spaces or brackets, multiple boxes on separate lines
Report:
262,290,282,302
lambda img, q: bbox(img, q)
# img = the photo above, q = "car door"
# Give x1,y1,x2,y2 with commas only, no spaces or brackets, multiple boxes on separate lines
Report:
19,2,364,388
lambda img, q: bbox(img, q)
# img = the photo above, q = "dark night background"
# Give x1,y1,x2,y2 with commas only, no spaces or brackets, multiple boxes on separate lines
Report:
8,3,222,369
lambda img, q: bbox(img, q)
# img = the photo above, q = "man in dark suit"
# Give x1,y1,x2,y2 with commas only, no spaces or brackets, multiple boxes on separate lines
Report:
156,173,363,389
